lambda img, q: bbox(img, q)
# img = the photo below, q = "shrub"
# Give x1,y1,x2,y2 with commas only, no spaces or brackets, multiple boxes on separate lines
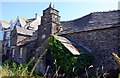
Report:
49,35,94,77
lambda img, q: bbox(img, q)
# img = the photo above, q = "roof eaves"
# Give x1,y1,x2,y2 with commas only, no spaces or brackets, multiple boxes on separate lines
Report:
55,35,80,55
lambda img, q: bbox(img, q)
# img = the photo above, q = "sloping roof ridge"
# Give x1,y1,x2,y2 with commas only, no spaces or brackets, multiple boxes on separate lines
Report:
16,25,34,36
18,16,28,22
24,20,35,28
54,35,80,55
16,25,35,31
61,10,120,23
0,20,10,28
29,19,36,24
91,9,120,14
27,18,35,21
61,13,92,23
1,20,10,24
17,36,37,46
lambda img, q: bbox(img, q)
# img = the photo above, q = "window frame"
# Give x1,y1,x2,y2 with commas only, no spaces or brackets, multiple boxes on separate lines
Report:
19,47,23,59
12,48,15,58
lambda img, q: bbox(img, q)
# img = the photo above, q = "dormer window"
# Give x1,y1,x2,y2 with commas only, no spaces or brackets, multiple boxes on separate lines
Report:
12,48,15,58
19,48,23,58
55,16,58,22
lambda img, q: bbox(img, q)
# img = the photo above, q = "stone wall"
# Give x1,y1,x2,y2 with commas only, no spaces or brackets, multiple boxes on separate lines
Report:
35,38,49,74
9,46,27,64
62,27,120,72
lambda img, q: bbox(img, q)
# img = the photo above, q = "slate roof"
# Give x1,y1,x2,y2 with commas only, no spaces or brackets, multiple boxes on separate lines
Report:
16,26,34,36
17,36,37,46
17,36,28,43
17,29,38,46
23,14,41,30
11,26,35,44
27,18,36,22
24,19,40,30
17,16,27,27
24,18,36,27
10,14,40,46
55,35,90,55
59,10,120,35
0,20,10,28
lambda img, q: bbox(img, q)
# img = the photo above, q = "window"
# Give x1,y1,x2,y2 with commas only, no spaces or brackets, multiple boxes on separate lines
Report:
8,40,10,47
4,45,7,55
19,48,23,58
41,34,46,39
12,49,15,58
6,32,10,39
55,16,58,22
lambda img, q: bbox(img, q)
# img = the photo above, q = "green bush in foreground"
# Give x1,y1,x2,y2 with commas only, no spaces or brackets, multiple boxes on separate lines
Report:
0,49,47,78
49,36,94,77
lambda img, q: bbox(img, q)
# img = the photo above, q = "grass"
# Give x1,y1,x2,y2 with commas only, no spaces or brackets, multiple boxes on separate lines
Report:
0,49,48,78
0,53,120,78
1,51,120,78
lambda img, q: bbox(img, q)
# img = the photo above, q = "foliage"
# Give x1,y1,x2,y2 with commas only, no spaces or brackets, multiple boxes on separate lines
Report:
0,48,47,78
0,62,27,77
112,53,120,69
49,35,94,77
112,53,120,78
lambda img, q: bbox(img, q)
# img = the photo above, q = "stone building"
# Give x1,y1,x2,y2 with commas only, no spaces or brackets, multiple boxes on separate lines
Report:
3,3,120,75
0,20,10,63
59,10,120,72
2,13,41,60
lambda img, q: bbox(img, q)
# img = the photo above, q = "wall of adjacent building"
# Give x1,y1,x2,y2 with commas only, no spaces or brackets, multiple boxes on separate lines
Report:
62,26,120,72
10,46,27,64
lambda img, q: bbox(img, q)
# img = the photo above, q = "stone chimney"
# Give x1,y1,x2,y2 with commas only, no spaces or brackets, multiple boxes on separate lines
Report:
35,13,40,19
49,2,54,8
